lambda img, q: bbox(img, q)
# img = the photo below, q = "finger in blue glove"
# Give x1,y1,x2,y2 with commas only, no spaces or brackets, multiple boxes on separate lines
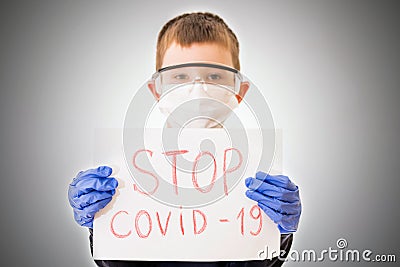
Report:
245,171,301,233
68,166,118,228
257,201,301,234
245,190,300,215
245,176,298,203
73,197,114,228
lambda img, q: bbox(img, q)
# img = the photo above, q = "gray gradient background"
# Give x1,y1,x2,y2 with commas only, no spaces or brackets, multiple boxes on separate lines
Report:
0,0,399,266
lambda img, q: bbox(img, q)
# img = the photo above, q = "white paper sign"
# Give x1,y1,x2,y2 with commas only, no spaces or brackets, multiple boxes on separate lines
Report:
93,128,280,261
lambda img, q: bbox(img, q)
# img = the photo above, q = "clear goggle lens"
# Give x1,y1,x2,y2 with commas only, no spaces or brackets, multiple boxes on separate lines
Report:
151,63,242,96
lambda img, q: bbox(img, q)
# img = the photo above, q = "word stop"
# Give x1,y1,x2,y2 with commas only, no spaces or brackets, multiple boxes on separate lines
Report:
131,148,243,196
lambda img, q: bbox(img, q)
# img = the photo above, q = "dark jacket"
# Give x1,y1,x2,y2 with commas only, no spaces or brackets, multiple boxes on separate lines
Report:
89,229,293,267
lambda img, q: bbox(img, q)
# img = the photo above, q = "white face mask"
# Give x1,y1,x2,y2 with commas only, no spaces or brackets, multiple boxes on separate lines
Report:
157,83,239,128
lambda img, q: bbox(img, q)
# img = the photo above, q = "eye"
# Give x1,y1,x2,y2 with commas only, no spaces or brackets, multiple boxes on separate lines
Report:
207,73,222,81
174,74,190,80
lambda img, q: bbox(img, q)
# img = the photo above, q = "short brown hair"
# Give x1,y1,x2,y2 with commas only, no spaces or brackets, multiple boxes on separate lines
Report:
156,12,240,70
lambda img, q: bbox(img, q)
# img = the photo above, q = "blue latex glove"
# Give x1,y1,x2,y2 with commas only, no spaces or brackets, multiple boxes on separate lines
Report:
245,171,301,234
68,166,118,228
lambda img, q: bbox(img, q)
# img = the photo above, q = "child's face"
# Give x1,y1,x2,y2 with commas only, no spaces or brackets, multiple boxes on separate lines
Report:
148,42,249,103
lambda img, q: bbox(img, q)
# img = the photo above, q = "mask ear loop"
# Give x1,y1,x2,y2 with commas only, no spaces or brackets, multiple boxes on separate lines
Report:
235,72,243,94
154,72,163,96
149,71,163,98
234,72,244,103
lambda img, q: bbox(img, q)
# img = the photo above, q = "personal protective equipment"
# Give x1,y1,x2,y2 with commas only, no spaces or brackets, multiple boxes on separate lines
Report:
157,84,238,128
245,171,301,234
151,62,243,96
151,63,242,128
68,166,118,228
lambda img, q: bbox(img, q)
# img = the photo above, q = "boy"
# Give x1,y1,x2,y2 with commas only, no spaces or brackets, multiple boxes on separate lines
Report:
68,12,301,267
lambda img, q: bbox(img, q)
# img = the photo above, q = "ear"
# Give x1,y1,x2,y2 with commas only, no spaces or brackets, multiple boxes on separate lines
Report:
235,81,250,103
147,80,160,101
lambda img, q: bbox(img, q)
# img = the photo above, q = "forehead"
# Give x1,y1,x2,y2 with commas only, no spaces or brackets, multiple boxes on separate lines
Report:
162,42,233,68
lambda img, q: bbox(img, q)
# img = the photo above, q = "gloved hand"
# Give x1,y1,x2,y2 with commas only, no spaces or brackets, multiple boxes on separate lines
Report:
68,166,118,228
245,171,301,234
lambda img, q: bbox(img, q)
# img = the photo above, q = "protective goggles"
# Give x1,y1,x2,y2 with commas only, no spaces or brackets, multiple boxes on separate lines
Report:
150,63,243,96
